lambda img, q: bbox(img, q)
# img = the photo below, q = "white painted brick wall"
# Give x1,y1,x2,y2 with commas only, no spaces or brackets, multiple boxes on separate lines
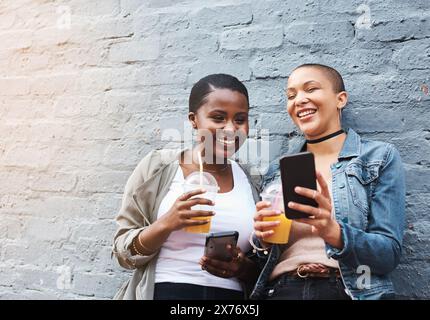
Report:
0,0,429,299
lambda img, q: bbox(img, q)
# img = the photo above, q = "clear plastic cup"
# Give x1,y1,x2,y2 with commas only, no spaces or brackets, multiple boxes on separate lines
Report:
260,182,292,244
183,172,219,233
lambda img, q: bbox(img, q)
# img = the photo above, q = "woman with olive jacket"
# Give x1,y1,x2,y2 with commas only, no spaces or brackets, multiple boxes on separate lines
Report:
112,74,261,300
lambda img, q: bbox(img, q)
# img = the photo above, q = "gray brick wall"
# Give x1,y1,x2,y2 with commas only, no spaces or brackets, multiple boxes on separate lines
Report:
0,0,429,299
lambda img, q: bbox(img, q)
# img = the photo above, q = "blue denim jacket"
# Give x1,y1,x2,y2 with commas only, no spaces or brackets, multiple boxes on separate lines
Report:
250,128,405,300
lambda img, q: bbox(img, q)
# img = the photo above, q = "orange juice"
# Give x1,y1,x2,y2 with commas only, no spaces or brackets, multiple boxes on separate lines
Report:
262,214,292,244
184,216,212,233
182,171,218,234
261,182,291,244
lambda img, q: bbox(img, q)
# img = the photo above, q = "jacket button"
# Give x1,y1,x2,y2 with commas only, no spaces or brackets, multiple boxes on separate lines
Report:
342,217,348,223
339,183,345,189
336,163,342,169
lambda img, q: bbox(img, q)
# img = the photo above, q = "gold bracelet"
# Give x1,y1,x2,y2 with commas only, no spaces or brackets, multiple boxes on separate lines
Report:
132,236,146,256
248,232,270,255
136,231,156,254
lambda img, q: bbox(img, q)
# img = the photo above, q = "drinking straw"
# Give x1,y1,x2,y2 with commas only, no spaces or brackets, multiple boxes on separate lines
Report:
273,189,282,211
197,151,203,187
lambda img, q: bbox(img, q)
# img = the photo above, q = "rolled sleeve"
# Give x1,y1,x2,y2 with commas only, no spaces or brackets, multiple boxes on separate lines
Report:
112,227,159,269
325,221,352,260
112,151,159,270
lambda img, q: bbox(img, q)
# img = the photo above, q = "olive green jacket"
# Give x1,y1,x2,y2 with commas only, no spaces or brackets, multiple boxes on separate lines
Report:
112,149,261,300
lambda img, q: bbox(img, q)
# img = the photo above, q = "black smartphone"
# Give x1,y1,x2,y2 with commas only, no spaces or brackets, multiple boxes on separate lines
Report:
279,152,318,219
204,231,239,261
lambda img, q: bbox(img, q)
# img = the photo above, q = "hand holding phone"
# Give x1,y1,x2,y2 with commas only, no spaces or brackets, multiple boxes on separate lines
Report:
280,152,318,219
204,231,239,261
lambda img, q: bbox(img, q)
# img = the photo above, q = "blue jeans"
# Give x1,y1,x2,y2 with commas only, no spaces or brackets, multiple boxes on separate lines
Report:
264,272,351,300
154,282,244,300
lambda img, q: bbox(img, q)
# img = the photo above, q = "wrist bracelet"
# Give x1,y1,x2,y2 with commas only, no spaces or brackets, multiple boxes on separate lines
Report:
248,232,270,255
132,236,146,256
137,231,156,253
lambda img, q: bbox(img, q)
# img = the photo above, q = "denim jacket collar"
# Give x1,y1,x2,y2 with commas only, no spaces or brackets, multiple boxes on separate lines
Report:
338,128,361,160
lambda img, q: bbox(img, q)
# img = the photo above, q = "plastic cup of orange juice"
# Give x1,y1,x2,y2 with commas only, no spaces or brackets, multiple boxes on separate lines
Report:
260,183,292,244
183,171,219,233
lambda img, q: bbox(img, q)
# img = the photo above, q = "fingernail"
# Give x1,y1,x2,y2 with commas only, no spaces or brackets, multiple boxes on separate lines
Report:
288,202,295,208
201,188,206,193
226,244,231,249
265,201,271,206
295,187,301,192
275,210,282,214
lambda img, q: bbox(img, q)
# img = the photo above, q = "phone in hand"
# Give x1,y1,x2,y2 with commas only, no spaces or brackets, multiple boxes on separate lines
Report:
204,231,239,261
279,151,318,219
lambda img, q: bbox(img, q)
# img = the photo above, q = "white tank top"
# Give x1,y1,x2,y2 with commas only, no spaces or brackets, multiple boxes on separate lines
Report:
154,160,256,291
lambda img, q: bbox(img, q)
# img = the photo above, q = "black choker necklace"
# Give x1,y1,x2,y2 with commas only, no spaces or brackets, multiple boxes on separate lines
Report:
306,129,345,144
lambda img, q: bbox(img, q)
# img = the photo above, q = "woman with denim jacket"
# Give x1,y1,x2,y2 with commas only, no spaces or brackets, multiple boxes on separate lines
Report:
251,64,405,300
113,74,260,299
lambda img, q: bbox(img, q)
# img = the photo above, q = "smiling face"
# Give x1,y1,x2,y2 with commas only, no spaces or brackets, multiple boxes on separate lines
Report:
189,88,249,161
286,67,347,139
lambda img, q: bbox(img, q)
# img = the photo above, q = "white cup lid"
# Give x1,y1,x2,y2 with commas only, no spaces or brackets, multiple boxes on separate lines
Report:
260,182,282,197
184,171,219,191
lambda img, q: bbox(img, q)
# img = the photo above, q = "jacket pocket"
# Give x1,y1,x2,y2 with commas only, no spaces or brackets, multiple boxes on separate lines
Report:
345,161,381,219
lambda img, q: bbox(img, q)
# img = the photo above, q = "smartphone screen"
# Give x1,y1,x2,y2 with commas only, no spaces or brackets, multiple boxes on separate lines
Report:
279,152,318,219
204,231,239,261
